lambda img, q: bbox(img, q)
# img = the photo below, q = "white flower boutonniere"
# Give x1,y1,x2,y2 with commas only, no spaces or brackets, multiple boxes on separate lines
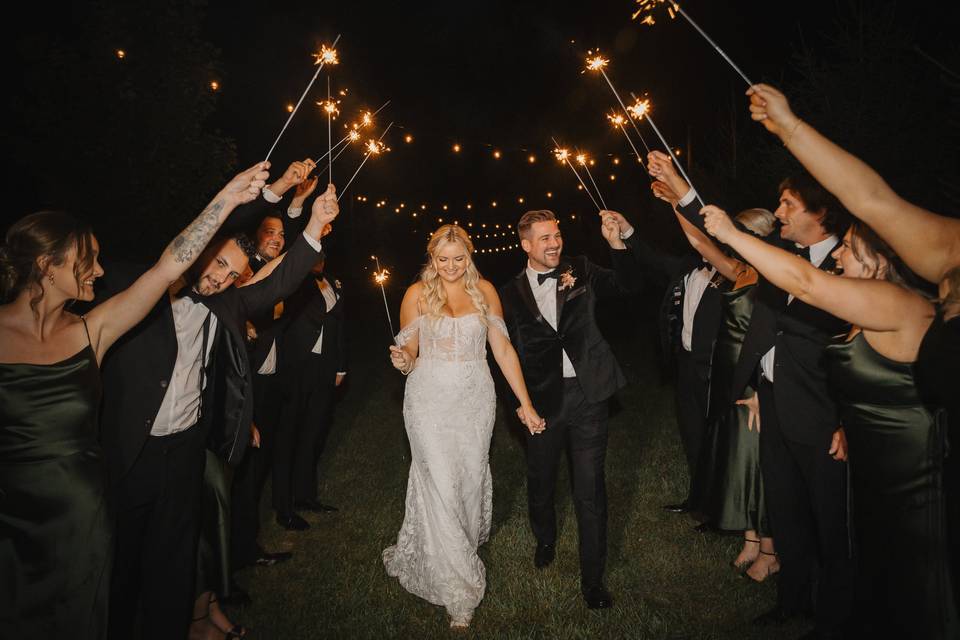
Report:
334,279,342,289
558,268,577,292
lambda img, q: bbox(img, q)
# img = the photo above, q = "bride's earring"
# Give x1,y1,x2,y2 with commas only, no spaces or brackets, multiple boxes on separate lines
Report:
47,273,55,285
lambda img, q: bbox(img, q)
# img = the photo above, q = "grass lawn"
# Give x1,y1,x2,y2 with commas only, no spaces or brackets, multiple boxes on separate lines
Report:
231,307,808,639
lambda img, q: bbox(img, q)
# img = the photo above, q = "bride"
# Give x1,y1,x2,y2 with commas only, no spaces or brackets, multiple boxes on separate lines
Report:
384,224,545,629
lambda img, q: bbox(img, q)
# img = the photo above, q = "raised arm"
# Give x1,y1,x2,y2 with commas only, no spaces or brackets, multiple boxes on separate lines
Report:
701,205,931,336
480,281,545,434
748,83,960,283
85,162,269,361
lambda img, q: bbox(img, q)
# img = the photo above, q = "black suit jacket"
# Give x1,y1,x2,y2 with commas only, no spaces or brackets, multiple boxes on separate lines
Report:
276,274,347,382
678,199,849,447
499,244,642,417
97,233,324,480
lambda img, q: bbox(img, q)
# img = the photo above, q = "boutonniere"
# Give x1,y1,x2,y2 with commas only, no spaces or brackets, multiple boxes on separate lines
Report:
558,268,577,291
334,279,342,289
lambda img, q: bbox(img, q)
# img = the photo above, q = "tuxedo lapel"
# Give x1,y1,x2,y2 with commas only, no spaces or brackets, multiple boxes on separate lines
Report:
555,259,572,324
514,270,553,330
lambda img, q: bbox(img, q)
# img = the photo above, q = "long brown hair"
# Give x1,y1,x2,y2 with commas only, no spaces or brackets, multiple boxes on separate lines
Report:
0,211,96,311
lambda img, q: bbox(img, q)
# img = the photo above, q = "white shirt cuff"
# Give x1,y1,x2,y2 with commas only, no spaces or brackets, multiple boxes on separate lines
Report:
620,227,635,240
302,231,323,253
287,206,303,219
337,371,347,376
261,187,282,203
677,188,698,208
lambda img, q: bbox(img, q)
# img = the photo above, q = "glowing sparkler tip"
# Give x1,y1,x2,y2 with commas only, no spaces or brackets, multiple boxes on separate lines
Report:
373,269,390,285
552,148,570,162
348,130,360,141
585,55,609,72
313,44,340,66
606,112,625,127
575,153,588,166
627,98,651,120
365,139,384,155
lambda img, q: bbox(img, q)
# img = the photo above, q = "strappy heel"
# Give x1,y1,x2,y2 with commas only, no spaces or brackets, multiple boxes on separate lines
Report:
731,538,760,572
743,549,780,583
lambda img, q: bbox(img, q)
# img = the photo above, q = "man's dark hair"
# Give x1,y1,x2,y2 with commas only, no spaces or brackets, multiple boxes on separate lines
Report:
230,232,256,259
779,172,850,236
517,210,558,239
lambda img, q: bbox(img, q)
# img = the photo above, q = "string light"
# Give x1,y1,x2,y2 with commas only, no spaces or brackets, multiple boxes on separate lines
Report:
116,49,126,59
209,81,220,91
493,150,502,159
452,143,461,152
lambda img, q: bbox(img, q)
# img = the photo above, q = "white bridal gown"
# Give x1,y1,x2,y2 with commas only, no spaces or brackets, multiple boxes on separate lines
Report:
383,312,509,624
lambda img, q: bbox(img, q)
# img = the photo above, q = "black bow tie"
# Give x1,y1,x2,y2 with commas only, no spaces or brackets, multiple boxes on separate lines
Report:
794,245,812,262
537,270,561,285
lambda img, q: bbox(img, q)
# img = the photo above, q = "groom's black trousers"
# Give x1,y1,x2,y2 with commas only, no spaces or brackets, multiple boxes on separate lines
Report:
525,377,609,588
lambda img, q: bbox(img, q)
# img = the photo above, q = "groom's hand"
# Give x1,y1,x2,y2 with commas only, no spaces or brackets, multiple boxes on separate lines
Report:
517,405,546,435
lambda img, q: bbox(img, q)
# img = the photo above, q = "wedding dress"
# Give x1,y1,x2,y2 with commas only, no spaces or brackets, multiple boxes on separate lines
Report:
383,312,509,624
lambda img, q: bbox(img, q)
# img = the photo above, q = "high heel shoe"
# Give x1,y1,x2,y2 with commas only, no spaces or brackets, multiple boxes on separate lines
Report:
731,538,760,573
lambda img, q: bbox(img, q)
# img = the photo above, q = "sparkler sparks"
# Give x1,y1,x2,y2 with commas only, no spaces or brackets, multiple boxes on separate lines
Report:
551,140,602,211
371,256,397,344
585,55,609,72
631,0,677,23
627,98,650,120
313,44,339,66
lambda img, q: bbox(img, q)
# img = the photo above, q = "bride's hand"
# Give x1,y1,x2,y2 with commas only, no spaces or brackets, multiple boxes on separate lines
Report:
516,405,546,435
389,345,413,373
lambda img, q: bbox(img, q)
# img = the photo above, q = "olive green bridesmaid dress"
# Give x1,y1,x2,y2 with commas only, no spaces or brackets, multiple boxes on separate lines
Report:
0,344,110,639
690,283,769,535
827,332,958,638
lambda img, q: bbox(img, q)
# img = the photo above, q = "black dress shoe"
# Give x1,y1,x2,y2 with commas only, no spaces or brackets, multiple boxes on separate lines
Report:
276,513,310,531
294,499,338,513
661,501,690,513
534,542,555,568
255,550,293,566
582,585,613,609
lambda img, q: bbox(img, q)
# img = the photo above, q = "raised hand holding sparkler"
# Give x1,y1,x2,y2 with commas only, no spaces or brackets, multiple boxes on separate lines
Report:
632,1,753,87
264,35,340,163
629,94,705,209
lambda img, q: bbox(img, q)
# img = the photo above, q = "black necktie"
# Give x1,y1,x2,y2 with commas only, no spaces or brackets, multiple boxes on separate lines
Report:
537,270,560,285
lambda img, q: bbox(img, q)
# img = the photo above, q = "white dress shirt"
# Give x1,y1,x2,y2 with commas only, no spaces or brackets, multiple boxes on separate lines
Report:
151,282,218,436
262,186,303,217
760,234,838,382
310,277,339,354
525,262,576,378
681,265,717,352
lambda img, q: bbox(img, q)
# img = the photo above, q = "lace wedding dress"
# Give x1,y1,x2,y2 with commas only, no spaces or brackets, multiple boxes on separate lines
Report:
383,312,509,624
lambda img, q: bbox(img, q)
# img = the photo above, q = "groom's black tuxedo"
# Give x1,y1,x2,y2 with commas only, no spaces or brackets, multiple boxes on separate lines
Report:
499,240,641,590
499,247,641,418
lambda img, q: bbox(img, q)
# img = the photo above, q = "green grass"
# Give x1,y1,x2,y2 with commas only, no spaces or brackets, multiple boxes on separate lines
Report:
231,316,809,639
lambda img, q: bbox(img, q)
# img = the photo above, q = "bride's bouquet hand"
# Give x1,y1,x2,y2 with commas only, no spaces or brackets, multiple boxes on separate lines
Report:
389,345,414,374
516,405,546,435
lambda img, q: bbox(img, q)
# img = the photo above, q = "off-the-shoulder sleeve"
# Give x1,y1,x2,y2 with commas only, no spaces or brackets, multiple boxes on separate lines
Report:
395,316,421,347
486,313,510,340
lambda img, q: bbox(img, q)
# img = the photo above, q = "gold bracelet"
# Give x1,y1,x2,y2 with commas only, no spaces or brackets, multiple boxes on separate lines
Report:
783,118,803,147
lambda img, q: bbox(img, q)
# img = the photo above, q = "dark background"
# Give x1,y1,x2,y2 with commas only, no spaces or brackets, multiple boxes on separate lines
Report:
4,0,959,288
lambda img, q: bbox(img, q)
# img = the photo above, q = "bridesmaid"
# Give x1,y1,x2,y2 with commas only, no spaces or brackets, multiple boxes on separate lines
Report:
0,163,268,639
702,206,959,637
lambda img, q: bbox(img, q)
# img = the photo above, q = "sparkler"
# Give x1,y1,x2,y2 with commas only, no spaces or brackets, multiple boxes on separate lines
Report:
551,138,602,211
576,152,608,210
264,35,341,163
607,111,647,164
371,255,397,344
338,122,394,202
632,1,753,87
629,93,705,209
584,52,651,165
326,77,335,183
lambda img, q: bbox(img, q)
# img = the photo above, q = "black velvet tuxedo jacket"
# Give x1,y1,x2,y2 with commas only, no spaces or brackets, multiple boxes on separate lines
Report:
499,242,642,418
96,233,324,481
678,199,849,447
276,274,347,382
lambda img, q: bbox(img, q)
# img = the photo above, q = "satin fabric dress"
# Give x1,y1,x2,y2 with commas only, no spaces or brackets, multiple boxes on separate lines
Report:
689,283,769,534
0,345,111,639
827,331,959,638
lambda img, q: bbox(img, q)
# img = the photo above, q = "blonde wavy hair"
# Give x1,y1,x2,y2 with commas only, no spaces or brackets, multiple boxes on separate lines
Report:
419,225,488,321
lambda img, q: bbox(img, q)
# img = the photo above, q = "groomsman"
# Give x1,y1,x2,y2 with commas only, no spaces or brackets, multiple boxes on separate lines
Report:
654,152,854,637
98,183,339,640
272,256,347,525
499,209,642,609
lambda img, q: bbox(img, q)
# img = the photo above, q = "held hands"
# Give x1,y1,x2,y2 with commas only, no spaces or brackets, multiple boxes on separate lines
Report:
700,205,738,244
747,84,800,139
599,211,626,249
736,393,761,432
389,345,414,374
828,427,848,461
516,405,546,435
219,162,271,207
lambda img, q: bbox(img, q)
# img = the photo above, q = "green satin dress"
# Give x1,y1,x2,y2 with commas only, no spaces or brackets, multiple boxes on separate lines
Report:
827,332,959,638
690,283,769,534
0,345,110,639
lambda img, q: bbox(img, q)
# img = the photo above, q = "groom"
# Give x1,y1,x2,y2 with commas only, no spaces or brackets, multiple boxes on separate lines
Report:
499,209,642,609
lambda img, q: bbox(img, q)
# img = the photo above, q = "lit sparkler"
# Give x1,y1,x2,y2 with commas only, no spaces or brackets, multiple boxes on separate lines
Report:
584,51,651,164
607,110,647,163
632,1,752,86
576,152,608,210
629,93,704,209
264,34,341,163
338,122,394,202
552,138,602,211
371,255,397,344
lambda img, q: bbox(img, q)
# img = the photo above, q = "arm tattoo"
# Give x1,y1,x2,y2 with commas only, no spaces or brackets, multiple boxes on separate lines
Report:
168,200,226,264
